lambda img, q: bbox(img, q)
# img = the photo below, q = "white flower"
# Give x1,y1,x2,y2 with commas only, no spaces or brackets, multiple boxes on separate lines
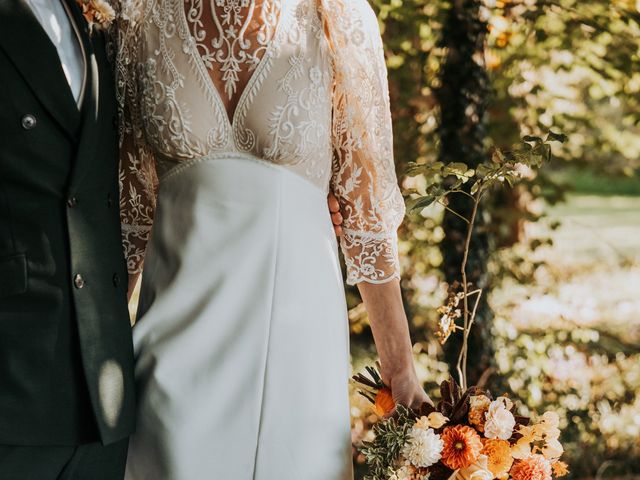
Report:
391,465,431,480
389,466,414,480
401,426,444,468
448,455,493,480
484,397,516,440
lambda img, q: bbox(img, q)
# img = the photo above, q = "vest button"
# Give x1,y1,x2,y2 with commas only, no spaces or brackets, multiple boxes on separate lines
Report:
74,274,86,289
21,114,37,130
67,197,78,208
112,273,120,287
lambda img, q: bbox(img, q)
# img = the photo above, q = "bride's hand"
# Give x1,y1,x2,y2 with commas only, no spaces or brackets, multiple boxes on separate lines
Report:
385,369,434,412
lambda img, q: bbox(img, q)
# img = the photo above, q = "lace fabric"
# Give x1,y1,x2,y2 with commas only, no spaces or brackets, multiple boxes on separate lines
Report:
113,0,404,284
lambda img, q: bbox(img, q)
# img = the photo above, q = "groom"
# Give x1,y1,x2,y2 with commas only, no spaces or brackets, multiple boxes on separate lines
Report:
0,1,345,478
0,0,134,478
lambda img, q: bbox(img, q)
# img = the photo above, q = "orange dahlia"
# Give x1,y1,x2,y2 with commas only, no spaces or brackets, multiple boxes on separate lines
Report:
440,425,483,470
373,387,395,416
510,454,552,480
482,438,513,478
552,461,569,477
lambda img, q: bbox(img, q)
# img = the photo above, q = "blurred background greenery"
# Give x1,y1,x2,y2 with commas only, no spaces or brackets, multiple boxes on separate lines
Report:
349,0,640,478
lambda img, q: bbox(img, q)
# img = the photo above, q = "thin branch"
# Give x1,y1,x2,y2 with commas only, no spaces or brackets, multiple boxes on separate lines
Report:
449,189,477,199
437,200,470,224
457,192,481,390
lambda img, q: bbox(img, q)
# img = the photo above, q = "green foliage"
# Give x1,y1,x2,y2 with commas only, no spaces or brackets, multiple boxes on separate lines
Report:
360,405,414,480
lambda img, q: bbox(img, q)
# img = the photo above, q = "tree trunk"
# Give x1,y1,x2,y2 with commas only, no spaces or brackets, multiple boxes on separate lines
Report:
435,0,494,387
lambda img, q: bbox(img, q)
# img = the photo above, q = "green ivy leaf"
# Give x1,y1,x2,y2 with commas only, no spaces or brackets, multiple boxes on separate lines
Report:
407,195,437,211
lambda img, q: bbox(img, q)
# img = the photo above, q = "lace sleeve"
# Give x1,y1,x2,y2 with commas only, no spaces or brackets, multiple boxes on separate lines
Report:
111,2,158,276
319,0,405,285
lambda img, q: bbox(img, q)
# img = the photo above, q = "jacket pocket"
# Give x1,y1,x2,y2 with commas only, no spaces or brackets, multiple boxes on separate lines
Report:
0,253,27,298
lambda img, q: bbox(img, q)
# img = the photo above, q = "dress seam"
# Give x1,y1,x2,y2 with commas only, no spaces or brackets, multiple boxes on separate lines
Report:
251,172,283,480
158,153,331,197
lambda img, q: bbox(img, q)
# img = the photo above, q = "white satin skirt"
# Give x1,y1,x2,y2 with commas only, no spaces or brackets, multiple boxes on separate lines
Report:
125,155,353,480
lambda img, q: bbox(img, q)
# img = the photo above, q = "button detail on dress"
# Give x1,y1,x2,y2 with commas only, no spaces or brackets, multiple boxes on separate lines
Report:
67,197,78,208
21,114,37,130
112,273,120,287
74,274,85,289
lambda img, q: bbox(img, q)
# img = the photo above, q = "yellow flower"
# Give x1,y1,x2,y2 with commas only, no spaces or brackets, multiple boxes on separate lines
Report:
481,438,514,478
537,411,561,440
76,0,115,30
427,412,449,429
91,0,115,24
511,435,533,460
415,412,449,430
469,395,491,433
552,460,570,477
541,438,563,461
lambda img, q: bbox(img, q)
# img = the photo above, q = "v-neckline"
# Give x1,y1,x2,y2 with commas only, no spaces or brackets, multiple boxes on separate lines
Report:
178,0,288,132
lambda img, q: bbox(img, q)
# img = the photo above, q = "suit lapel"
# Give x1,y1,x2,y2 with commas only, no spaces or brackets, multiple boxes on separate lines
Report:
0,0,82,139
63,0,104,190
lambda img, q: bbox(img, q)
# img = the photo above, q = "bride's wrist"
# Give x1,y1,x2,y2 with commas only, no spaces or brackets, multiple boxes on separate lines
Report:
381,357,417,384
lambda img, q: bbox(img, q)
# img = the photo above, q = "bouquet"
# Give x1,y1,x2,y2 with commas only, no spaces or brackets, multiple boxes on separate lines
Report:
353,367,569,480
353,134,569,480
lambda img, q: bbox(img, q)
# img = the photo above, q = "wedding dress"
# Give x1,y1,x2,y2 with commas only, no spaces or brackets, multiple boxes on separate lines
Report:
113,0,404,478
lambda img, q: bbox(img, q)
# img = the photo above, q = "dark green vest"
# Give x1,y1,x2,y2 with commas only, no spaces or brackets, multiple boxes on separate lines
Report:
0,0,135,446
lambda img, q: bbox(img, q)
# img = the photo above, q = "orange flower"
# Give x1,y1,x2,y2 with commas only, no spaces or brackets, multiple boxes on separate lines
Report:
468,395,491,433
373,387,395,416
552,461,569,477
482,438,513,478
510,454,552,480
441,425,483,470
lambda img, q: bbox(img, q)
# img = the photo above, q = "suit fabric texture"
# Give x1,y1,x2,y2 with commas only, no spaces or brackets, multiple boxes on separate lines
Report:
0,0,135,454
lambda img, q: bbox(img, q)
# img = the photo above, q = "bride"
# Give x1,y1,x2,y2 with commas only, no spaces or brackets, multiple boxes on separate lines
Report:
113,0,430,477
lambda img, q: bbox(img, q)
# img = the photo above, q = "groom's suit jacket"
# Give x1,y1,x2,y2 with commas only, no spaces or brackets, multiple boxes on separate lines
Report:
0,0,135,445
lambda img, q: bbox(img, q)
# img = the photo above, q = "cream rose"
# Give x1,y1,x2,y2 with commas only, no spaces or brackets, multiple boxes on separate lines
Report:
484,397,516,440
448,455,494,480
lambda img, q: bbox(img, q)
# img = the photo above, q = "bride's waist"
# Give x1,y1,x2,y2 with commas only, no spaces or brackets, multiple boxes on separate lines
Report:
156,153,329,212
158,152,327,190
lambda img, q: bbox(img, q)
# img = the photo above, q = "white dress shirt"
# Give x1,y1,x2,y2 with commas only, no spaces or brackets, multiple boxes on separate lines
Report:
26,0,85,105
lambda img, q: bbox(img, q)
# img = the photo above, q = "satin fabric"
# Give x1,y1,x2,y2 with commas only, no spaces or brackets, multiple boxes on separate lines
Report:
125,155,354,479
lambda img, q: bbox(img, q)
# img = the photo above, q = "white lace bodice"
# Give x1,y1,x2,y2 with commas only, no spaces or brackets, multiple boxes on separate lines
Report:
114,0,405,285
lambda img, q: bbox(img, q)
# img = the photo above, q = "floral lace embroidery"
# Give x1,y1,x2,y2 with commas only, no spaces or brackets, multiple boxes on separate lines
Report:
320,0,405,284
184,0,281,102
264,2,332,175
113,0,404,284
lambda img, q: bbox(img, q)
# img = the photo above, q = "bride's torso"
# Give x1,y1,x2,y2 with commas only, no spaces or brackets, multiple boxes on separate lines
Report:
132,0,334,190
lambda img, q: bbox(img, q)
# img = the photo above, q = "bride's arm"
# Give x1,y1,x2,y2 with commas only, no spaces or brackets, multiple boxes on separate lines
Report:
110,3,158,301
321,0,430,408
359,281,432,409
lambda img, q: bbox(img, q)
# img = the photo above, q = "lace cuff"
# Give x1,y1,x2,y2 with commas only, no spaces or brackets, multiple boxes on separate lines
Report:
342,230,401,285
